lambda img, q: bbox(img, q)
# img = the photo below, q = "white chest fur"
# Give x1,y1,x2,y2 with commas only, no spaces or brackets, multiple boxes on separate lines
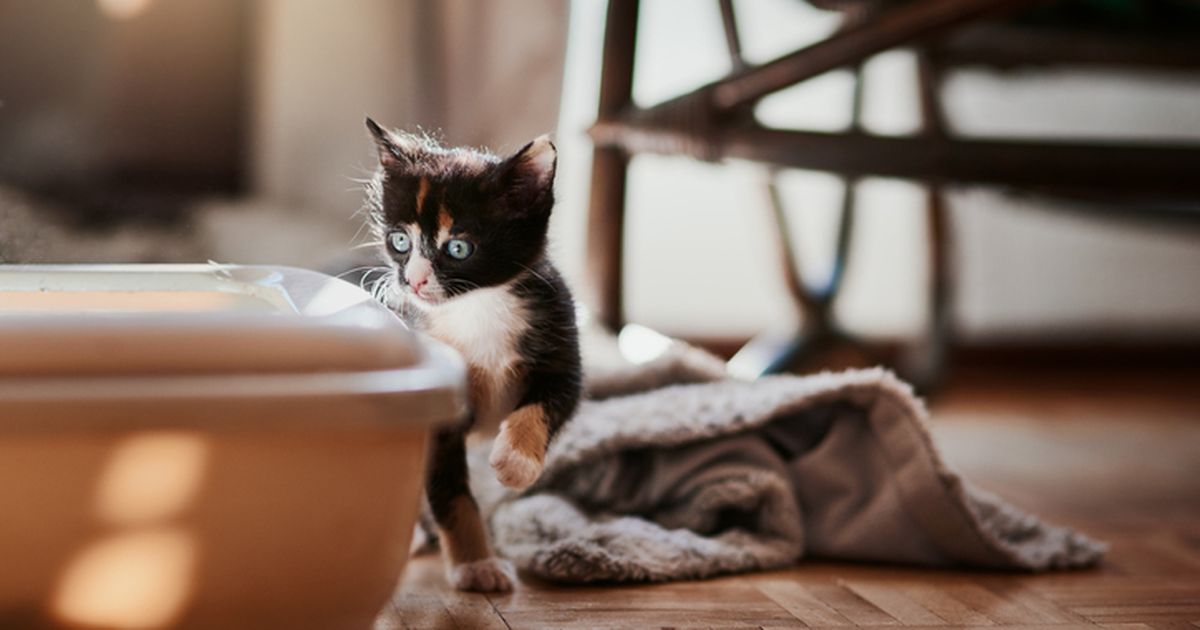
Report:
420,285,528,430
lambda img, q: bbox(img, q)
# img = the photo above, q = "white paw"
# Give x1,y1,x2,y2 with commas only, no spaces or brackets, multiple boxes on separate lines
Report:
447,557,515,592
489,439,544,490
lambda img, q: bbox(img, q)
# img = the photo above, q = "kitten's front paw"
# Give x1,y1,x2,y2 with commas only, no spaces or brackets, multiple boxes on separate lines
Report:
489,434,544,490
448,557,515,592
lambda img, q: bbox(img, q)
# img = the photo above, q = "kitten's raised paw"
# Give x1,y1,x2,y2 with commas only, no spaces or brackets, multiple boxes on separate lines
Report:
448,557,515,592
489,436,544,490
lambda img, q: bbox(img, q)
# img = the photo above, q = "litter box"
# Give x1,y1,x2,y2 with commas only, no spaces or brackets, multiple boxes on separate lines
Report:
0,264,465,629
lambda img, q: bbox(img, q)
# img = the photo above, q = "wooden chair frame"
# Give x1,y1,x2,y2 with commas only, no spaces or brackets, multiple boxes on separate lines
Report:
584,0,1200,383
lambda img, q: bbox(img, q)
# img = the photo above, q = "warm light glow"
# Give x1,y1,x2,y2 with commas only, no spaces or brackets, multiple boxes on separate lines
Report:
617,324,673,365
97,0,154,20
53,528,195,629
95,432,208,526
0,290,278,313
726,329,794,380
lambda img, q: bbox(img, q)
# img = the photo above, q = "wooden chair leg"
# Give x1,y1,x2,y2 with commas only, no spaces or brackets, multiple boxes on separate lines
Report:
585,0,639,331
586,150,629,330
905,48,954,390
731,59,868,378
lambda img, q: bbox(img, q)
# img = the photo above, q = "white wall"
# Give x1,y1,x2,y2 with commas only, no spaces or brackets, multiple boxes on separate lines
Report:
250,0,419,213
552,0,1200,341
250,0,566,213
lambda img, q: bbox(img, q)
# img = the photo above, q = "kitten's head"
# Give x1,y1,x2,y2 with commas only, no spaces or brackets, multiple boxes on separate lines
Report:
364,118,556,305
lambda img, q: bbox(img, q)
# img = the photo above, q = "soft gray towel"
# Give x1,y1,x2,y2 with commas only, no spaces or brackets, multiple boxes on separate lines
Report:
461,340,1105,584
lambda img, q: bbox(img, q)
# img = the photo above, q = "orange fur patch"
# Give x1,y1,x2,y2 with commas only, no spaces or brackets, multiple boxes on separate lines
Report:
415,177,430,216
439,496,492,565
498,404,549,464
438,202,453,231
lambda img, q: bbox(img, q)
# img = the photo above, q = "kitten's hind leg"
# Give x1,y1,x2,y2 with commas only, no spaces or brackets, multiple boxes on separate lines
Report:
426,427,515,592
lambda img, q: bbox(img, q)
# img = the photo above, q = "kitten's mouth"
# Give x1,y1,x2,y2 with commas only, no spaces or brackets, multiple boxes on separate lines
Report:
408,287,442,305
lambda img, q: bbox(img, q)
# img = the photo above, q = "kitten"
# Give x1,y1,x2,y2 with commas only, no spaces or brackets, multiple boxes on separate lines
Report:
364,118,582,592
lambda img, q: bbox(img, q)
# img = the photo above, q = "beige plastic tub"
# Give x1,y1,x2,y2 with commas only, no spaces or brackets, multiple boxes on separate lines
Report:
0,265,465,629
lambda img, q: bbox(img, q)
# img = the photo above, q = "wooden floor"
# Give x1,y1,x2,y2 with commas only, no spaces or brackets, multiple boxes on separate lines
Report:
377,369,1200,629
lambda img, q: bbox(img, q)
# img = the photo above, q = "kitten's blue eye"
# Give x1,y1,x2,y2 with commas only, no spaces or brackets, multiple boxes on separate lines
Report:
445,239,474,260
388,231,411,254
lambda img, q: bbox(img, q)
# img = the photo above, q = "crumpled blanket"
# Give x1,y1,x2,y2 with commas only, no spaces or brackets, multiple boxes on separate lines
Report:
457,338,1105,584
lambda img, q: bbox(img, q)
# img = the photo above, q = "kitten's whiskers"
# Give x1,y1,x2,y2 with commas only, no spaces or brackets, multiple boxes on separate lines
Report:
516,261,554,292
336,265,384,282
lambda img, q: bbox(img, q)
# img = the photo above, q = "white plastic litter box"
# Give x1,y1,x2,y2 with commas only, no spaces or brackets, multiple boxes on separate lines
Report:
0,264,464,629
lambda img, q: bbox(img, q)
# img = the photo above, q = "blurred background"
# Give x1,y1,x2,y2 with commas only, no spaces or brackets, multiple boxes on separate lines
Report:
2,0,1199,388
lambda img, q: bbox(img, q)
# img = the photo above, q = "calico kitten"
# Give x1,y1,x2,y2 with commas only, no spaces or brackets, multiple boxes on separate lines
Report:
364,118,582,592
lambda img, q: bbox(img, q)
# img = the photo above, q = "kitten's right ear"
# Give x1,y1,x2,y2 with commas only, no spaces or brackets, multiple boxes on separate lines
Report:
365,117,415,168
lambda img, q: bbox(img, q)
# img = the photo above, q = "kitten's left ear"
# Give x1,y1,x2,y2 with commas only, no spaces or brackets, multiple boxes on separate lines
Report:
497,135,556,212
366,117,419,169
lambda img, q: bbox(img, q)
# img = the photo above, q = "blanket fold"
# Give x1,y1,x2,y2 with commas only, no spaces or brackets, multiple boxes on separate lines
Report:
466,341,1105,583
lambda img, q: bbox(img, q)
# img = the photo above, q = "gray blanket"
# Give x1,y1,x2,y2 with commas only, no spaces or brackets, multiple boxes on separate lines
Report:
460,341,1105,584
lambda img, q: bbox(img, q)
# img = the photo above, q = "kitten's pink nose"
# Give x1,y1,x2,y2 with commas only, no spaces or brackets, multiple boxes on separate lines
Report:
404,255,433,296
